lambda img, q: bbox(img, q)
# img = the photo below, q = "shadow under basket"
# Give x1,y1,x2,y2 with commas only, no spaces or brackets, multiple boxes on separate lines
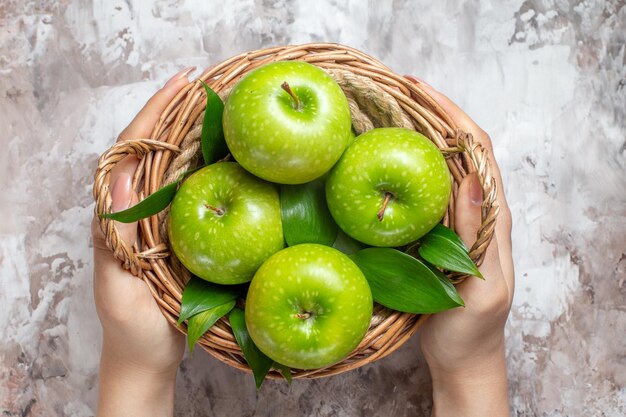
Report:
93,43,499,379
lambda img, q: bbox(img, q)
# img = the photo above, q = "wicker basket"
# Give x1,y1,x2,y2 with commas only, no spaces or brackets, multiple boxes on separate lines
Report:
93,43,499,379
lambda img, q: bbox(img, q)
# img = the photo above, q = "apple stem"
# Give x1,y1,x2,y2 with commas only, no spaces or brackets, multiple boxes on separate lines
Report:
204,203,225,216
377,192,394,221
296,312,311,320
281,81,302,110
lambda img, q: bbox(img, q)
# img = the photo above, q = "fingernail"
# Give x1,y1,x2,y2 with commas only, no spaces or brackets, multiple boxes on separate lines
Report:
405,75,428,85
469,174,483,205
405,75,420,84
164,66,196,87
111,172,132,212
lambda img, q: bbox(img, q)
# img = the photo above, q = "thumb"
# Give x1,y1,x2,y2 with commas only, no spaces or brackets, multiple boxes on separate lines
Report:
455,172,501,278
454,173,483,248
91,171,142,318
91,170,140,287
91,158,139,267
109,171,139,247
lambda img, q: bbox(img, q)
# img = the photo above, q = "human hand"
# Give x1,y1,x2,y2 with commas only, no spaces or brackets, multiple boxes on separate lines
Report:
406,76,514,416
91,67,195,417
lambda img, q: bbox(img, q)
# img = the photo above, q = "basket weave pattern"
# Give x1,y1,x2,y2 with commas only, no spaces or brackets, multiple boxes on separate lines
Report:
93,43,499,379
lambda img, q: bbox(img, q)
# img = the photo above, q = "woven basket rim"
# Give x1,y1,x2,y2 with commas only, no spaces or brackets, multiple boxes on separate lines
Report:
93,42,499,379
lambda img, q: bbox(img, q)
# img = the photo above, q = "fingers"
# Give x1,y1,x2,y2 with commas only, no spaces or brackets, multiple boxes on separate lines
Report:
118,66,196,142
454,173,501,277
92,216,133,289
91,173,137,252
112,66,195,196
406,76,485,142
92,68,195,280
406,76,514,289
111,66,196,204
454,173,511,306
92,171,139,280
109,68,194,240
110,172,139,245
405,75,508,205
453,173,483,247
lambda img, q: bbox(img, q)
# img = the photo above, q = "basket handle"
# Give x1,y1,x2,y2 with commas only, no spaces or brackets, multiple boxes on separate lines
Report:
454,131,500,269
93,139,180,276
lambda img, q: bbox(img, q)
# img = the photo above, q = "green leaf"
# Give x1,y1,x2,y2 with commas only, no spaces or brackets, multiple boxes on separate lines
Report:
100,167,201,223
187,300,236,353
418,224,483,278
423,262,465,307
280,179,338,246
177,276,241,325
272,362,293,384
229,308,274,389
100,181,179,223
426,223,469,251
332,229,366,255
350,248,464,314
199,81,227,165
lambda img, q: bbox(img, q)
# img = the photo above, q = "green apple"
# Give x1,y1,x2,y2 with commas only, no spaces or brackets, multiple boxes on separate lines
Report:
326,127,451,247
223,61,352,184
245,244,372,369
168,162,284,284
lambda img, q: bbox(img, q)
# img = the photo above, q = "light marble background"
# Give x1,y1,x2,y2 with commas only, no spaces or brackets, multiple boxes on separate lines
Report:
1,0,624,416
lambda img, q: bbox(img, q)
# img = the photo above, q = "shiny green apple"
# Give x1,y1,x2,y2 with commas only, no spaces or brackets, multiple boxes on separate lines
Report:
223,61,352,184
326,127,451,247
245,244,373,369
168,162,284,284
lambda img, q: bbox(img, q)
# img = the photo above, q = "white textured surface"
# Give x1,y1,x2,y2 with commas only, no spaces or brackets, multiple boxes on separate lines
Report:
1,1,624,416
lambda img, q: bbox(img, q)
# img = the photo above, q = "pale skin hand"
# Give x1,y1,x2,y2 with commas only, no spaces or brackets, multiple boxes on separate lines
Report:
407,76,515,417
91,67,195,417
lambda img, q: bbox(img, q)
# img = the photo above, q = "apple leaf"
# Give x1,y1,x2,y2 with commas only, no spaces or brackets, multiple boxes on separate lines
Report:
272,362,293,384
100,167,201,223
425,223,468,250
423,261,465,307
350,248,464,314
100,181,179,223
280,179,338,247
177,276,241,325
418,224,483,278
229,308,274,389
187,300,236,354
199,81,228,165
